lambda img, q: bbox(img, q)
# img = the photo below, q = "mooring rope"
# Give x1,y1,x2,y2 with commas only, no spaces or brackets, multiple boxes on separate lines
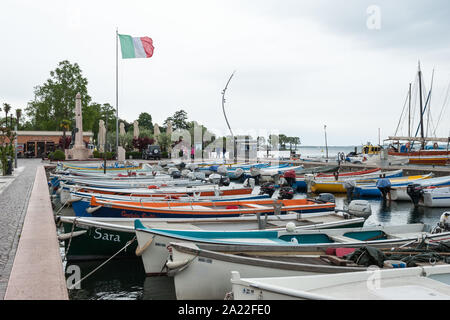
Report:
62,218,78,262
67,236,137,290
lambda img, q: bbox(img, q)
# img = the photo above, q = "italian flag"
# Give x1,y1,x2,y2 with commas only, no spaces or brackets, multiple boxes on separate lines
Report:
118,34,154,59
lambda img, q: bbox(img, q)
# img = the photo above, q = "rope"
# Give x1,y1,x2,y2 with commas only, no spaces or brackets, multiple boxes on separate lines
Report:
62,218,78,262
67,236,137,290
55,198,71,215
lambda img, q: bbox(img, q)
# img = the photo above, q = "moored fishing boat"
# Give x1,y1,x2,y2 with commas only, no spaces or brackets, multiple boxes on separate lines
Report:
58,161,148,172
163,225,450,300
420,187,450,207
135,221,449,280
295,168,395,192
58,177,210,189
230,264,450,300
390,175,450,201
309,169,404,194
353,173,433,198
58,184,254,204
57,210,365,261
75,196,336,218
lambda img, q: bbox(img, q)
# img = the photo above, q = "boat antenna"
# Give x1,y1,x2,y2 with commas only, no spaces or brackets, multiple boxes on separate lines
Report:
222,71,236,138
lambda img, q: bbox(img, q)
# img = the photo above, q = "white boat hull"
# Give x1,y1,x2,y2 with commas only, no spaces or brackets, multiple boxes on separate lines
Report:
421,187,450,207
231,265,450,300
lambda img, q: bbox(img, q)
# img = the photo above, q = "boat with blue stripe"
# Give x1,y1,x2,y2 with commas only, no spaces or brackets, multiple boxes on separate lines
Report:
74,196,335,218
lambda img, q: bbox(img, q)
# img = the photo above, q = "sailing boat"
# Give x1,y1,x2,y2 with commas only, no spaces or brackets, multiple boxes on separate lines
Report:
385,62,450,165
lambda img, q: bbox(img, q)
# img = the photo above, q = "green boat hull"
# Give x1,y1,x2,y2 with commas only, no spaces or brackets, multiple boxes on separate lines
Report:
61,219,365,261
62,222,138,261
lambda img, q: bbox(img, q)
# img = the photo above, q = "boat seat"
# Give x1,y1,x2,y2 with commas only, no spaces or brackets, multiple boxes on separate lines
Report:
328,235,364,243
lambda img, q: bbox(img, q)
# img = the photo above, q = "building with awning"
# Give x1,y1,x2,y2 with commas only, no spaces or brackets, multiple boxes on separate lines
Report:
14,131,93,158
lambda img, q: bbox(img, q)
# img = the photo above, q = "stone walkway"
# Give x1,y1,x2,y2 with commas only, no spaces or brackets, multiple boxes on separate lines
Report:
0,159,41,299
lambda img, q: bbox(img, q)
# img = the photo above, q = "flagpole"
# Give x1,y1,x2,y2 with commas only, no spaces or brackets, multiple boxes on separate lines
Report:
115,28,119,159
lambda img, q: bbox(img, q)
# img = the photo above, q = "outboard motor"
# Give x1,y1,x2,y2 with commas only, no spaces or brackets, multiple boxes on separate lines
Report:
315,193,335,204
233,168,245,180
193,172,206,181
219,175,231,186
181,169,191,177
186,172,196,180
283,170,296,187
186,163,198,171
250,167,261,185
208,173,222,184
406,183,424,206
434,212,450,233
347,200,372,218
171,170,181,179
259,182,276,197
278,186,294,200
243,178,256,189
217,165,228,176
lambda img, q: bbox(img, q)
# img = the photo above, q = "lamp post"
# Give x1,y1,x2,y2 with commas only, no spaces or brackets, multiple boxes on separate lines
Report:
14,123,17,169
104,115,108,174
324,125,328,162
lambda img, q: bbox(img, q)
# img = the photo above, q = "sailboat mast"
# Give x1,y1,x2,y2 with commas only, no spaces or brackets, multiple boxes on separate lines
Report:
418,62,425,149
408,82,411,145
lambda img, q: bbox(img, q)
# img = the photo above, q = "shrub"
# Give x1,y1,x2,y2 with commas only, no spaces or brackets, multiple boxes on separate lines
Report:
52,149,66,161
126,151,141,159
92,150,116,160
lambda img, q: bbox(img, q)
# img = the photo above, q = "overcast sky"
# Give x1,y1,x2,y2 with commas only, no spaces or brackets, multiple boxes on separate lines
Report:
1,0,450,145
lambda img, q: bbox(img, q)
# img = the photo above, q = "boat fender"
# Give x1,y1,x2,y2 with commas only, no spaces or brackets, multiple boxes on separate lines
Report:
135,236,154,256
439,212,450,231
148,185,159,189
67,196,82,204
286,222,296,232
165,259,192,270
86,206,102,214
58,230,87,241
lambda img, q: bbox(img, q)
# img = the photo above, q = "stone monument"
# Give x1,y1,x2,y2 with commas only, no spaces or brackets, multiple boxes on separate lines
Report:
154,123,160,145
98,119,106,153
133,120,139,138
166,121,173,157
65,93,93,160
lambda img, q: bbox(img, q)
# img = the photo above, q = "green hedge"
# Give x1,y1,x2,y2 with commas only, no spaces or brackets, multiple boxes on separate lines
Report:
93,150,116,160
126,151,142,159
50,149,66,161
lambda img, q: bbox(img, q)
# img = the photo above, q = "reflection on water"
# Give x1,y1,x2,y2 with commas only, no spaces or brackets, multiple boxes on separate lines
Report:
67,258,146,300
142,276,177,300
66,257,177,300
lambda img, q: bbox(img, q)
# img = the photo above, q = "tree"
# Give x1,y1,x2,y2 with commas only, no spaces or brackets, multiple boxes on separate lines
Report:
278,134,288,150
25,60,91,131
15,109,22,129
164,109,189,130
3,103,11,127
132,137,155,152
138,112,153,131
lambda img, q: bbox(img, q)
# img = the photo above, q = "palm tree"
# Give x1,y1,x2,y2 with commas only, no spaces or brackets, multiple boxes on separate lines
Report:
3,103,11,127
15,109,22,130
